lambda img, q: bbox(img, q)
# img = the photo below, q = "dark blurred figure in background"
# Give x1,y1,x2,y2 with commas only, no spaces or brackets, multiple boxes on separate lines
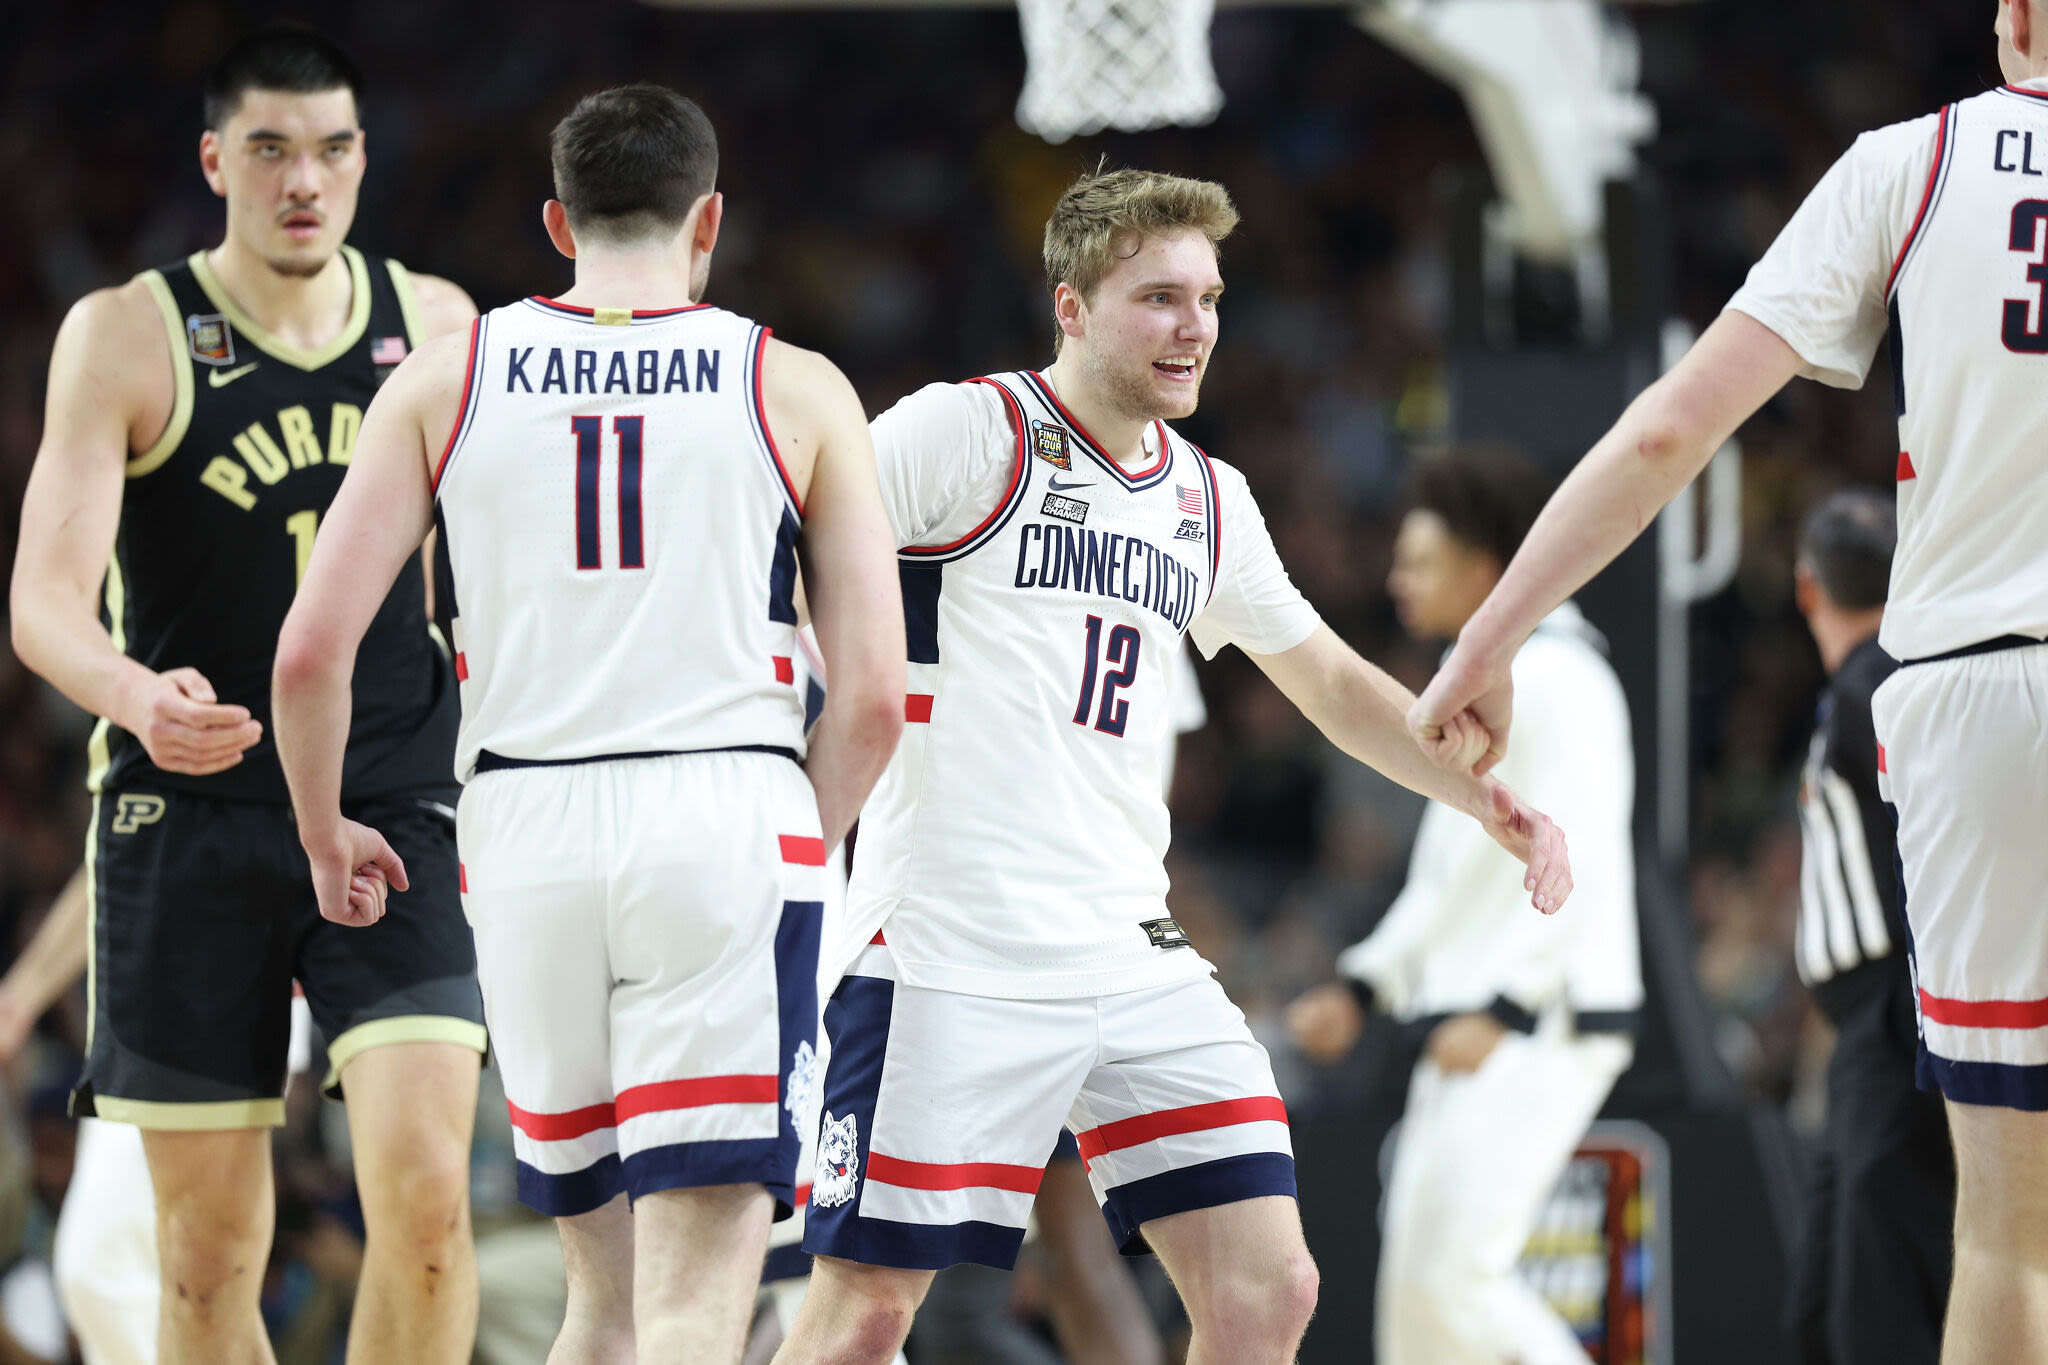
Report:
1783,488,1952,1365
1289,448,1640,1365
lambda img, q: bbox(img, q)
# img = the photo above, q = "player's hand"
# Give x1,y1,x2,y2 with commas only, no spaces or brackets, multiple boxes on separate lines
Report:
127,668,264,775
1425,1012,1508,1073
1286,983,1367,1064
1474,779,1571,915
305,819,409,927
1409,644,1513,776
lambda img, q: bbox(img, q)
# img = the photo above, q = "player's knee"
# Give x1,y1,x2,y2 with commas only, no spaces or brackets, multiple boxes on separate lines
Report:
363,1138,472,1252
156,1200,268,1308
1191,1247,1319,1346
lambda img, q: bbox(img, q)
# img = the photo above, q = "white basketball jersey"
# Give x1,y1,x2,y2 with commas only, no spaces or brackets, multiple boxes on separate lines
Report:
849,372,1225,999
434,298,806,781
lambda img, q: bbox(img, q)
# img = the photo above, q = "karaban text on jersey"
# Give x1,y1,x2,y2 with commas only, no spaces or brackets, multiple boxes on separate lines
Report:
1013,520,1201,632
505,346,723,395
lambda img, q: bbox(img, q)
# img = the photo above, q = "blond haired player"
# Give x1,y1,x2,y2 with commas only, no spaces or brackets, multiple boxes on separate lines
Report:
1413,5,2048,1359
773,168,1573,1365
274,85,904,1365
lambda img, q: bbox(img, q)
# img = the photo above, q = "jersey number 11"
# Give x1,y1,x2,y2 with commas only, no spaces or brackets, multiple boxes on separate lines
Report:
571,415,646,571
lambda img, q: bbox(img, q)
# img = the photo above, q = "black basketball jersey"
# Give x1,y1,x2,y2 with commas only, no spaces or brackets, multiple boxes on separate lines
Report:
93,245,458,803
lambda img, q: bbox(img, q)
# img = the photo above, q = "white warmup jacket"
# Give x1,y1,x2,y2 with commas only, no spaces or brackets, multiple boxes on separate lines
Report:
1338,603,1643,1031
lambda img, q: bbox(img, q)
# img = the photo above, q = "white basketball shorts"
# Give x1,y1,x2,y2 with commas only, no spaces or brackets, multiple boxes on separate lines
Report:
1873,635,2048,1109
458,749,827,1215
802,937,1296,1270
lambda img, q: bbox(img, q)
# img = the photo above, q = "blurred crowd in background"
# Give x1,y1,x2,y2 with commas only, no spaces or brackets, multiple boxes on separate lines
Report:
0,1,2007,1358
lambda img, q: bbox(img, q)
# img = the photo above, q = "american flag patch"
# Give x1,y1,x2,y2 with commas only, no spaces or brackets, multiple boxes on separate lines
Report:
371,335,409,365
1176,485,1204,514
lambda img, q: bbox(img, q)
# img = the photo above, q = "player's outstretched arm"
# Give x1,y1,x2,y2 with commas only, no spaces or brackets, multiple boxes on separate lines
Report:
10,286,263,775
0,866,89,1063
763,341,906,851
1251,623,1571,914
1411,310,1804,773
274,333,464,925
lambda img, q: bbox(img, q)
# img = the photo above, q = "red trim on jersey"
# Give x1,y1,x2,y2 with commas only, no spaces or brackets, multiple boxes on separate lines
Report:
1897,450,1917,481
1886,104,1951,300
779,835,827,866
752,328,804,515
2003,84,2048,103
1919,989,2048,1030
773,655,795,684
1071,1096,1289,1163
1189,440,1223,601
904,693,934,723
901,379,1029,557
431,317,482,492
454,652,469,681
866,1152,1047,1195
870,930,887,946
615,1074,779,1121
527,296,713,319
1029,371,1169,479
1877,743,1887,774
458,863,467,893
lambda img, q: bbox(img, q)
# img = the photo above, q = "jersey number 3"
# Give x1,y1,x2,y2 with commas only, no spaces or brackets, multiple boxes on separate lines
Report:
2003,200,2048,353
571,415,646,570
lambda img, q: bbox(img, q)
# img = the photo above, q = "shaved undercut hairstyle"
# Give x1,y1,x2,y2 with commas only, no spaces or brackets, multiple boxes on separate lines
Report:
1798,487,1895,611
1043,165,1238,351
551,85,719,243
204,25,364,131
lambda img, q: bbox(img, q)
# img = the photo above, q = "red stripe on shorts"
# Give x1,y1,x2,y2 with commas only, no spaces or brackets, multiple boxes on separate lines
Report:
1073,1096,1290,1163
905,693,934,723
506,1099,616,1141
455,652,469,681
780,835,827,865
1897,451,1916,481
1918,990,2048,1030
774,655,794,684
616,1074,779,1120
1877,743,1887,774
794,1183,811,1208
866,1152,1046,1195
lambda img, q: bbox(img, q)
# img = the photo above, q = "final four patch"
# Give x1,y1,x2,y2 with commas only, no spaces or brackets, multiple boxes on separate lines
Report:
1031,420,1072,470
186,313,235,365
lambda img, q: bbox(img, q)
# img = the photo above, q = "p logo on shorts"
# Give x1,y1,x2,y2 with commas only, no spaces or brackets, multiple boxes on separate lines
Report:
111,794,167,834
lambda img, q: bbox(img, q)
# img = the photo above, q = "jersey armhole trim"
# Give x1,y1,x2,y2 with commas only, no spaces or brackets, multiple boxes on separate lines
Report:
127,271,193,479
431,316,486,495
900,377,1030,561
387,258,426,349
1886,103,1956,302
1189,440,1222,607
748,326,804,519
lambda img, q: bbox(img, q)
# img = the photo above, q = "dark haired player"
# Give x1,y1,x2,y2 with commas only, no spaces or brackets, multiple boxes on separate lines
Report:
11,26,485,1365
275,84,903,1365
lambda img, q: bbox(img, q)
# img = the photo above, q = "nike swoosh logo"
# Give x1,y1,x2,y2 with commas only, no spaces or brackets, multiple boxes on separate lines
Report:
207,362,259,388
1046,475,1094,492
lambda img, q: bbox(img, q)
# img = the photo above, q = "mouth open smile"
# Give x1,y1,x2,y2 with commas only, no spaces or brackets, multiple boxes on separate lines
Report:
1153,356,1199,381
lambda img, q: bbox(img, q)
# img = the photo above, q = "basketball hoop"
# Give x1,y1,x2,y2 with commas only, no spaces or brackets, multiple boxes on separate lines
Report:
1014,0,1224,144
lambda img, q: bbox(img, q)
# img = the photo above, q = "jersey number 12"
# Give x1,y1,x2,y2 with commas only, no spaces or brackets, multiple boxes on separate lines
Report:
1075,614,1140,738
571,415,646,570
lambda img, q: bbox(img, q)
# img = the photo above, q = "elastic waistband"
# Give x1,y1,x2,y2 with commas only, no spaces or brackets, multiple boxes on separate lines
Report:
474,743,799,774
1901,634,2046,668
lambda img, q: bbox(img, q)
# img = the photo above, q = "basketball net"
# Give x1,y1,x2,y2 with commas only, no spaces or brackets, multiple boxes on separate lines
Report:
1015,0,1224,144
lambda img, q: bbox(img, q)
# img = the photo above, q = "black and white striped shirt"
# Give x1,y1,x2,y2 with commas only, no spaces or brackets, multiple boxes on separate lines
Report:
1794,637,1905,1020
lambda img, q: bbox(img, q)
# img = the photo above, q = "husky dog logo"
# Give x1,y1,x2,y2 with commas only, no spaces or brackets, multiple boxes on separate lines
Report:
1031,420,1072,470
784,1040,817,1122
111,794,167,834
811,1111,861,1208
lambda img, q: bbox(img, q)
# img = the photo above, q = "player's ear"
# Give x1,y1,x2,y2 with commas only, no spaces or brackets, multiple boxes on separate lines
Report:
2018,0,2038,58
1053,281,1086,345
199,129,227,198
1793,562,1818,617
542,200,578,261
692,191,723,256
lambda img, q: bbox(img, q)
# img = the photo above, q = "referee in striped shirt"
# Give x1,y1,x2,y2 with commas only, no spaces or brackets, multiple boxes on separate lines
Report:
1785,488,1954,1365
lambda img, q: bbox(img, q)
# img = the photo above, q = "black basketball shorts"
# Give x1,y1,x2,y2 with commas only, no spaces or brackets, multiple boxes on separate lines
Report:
74,786,486,1129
